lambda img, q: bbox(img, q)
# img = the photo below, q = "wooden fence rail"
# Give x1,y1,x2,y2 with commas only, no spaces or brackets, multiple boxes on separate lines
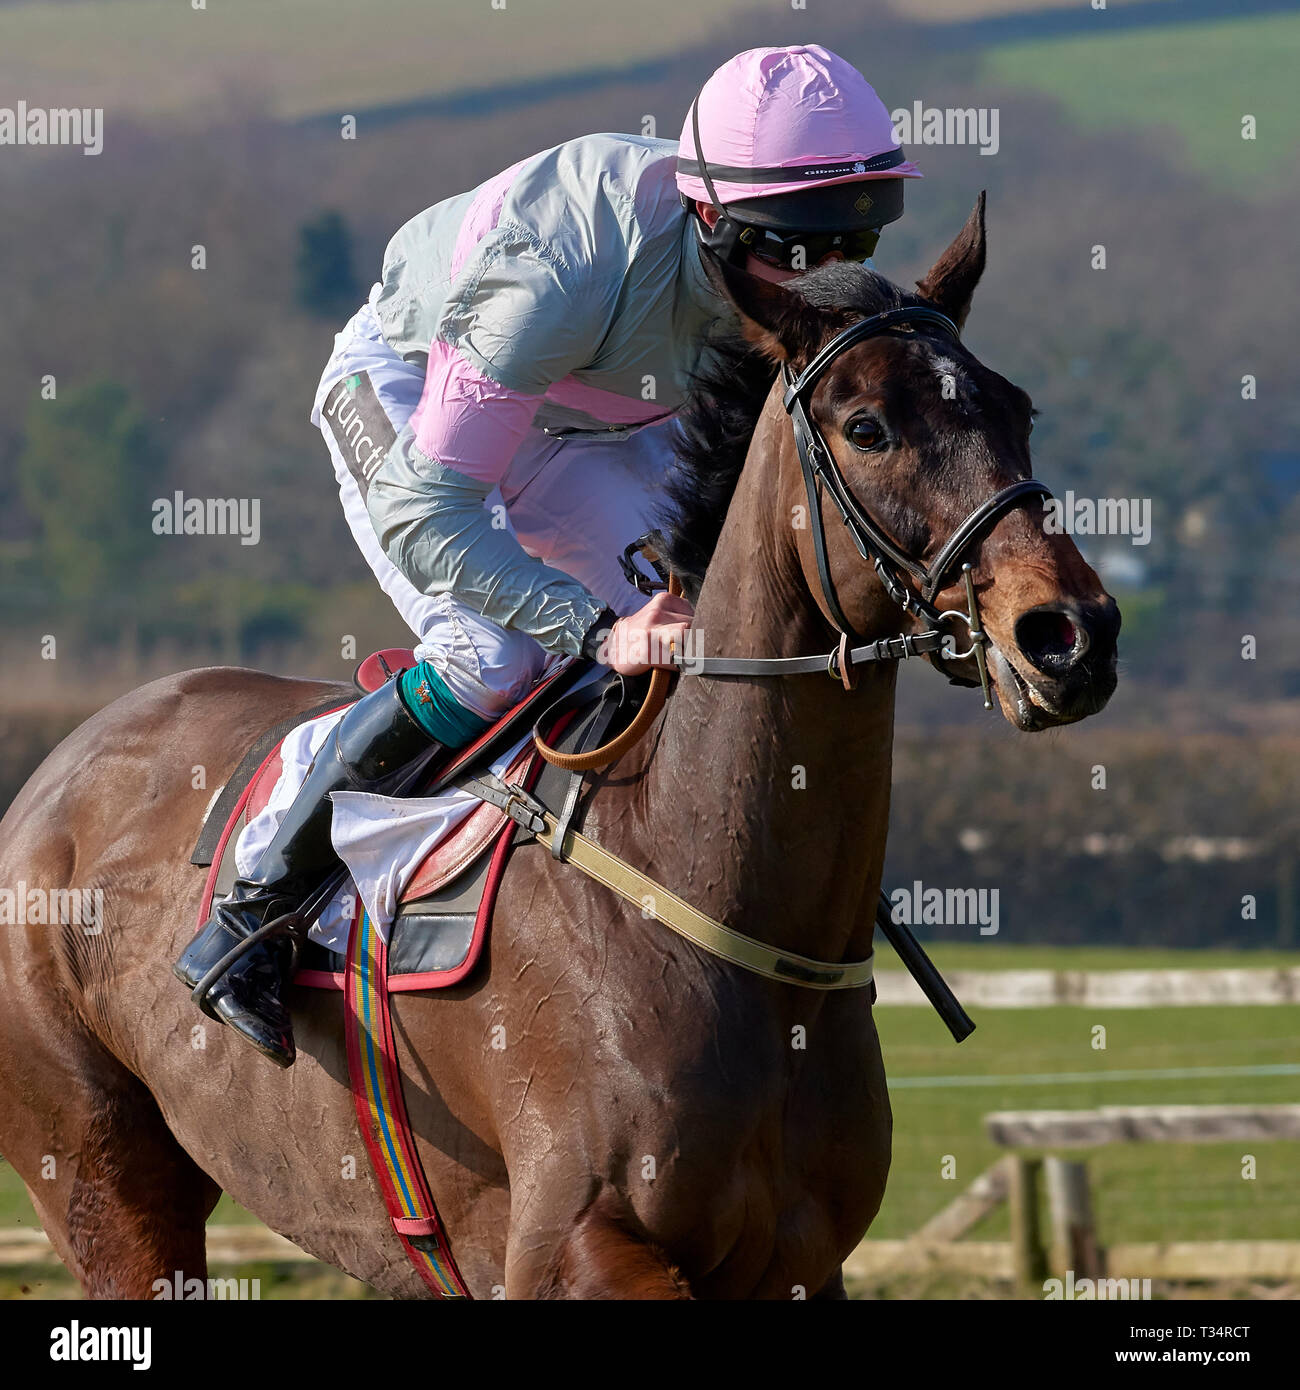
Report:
5,1221,1299,1286
7,1105,1297,1290
986,1104,1300,1288
986,1103,1300,1148
0,1225,313,1269
846,1103,1300,1291
844,1239,1300,1283
873,967,1300,1009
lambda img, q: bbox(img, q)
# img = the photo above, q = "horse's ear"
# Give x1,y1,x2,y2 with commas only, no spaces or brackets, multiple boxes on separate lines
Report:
915,191,986,330
701,248,830,363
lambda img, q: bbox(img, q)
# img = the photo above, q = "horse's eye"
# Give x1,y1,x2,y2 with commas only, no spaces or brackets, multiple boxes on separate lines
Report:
846,417,886,452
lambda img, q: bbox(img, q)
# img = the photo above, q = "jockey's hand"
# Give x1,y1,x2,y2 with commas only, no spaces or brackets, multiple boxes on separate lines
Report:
604,591,695,676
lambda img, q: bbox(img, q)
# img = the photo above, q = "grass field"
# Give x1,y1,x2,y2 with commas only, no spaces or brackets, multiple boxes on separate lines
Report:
981,11,1300,191
874,1001,1300,1245
5,0,1289,202
900,0,1181,18
3,950,1296,1298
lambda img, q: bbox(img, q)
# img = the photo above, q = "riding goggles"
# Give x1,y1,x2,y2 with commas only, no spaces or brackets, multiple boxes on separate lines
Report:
737,223,882,271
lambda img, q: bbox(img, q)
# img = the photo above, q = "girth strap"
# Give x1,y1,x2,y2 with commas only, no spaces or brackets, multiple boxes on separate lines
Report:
462,775,874,992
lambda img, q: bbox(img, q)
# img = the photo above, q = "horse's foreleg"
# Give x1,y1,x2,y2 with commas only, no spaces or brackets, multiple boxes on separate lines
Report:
507,1193,693,1300
811,1266,848,1299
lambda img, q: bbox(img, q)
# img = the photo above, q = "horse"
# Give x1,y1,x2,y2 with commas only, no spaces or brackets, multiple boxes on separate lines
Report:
0,197,1117,1299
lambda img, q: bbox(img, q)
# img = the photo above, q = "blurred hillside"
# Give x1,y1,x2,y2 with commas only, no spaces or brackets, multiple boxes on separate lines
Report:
0,0,1296,946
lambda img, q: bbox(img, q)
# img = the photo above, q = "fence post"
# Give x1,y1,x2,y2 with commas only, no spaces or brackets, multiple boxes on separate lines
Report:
1008,1155,1047,1294
1045,1156,1103,1280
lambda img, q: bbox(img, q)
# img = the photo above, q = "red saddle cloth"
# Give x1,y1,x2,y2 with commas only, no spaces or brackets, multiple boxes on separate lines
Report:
196,651,566,992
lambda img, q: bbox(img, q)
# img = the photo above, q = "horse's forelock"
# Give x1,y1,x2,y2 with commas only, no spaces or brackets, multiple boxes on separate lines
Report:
789,261,910,322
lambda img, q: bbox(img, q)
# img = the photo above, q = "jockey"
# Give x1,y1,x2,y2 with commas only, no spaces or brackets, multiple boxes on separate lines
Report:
175,44,921,1066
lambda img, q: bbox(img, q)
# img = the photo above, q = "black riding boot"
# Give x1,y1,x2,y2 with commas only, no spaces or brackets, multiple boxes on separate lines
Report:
174,679,440,1066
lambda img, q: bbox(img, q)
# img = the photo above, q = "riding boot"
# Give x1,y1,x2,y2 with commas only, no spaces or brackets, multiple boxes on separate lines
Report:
174,679,441,1067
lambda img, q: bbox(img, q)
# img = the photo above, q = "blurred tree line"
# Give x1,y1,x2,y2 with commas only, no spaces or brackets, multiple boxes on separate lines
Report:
884,728,1300,949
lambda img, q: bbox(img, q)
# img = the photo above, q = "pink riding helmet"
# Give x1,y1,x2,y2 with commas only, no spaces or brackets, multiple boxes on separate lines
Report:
676,44,920,222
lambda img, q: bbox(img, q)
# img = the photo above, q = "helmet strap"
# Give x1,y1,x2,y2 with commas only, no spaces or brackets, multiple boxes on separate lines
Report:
689,98,747,266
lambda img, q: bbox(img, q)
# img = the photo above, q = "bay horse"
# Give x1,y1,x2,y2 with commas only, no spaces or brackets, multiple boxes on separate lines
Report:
0,198,1117,1299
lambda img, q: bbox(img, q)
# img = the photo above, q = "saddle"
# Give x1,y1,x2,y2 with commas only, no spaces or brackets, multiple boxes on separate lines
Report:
191,651,632,992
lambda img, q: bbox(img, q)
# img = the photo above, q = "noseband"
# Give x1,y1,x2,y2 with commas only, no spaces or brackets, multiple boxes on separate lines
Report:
784,303,1048,618
622,304,1052,706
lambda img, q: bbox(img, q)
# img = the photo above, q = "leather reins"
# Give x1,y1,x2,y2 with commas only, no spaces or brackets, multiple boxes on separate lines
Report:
532,575,682,773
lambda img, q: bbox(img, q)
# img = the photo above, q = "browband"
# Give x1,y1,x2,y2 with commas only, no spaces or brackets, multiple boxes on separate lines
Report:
783,306,961,408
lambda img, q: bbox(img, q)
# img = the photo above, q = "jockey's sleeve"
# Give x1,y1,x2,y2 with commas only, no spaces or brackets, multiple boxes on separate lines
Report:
408,336,541,488
367,234,625,655
368,426,608,657
367,351,608,658
434,219,620,395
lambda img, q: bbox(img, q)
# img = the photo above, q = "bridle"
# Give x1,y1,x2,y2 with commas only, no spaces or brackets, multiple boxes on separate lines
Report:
626,303,1053,707
549,301,1055,775
789,308,1047,608
676,91,1048,700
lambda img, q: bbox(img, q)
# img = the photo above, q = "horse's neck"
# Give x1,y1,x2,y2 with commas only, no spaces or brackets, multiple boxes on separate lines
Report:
631,429,899,968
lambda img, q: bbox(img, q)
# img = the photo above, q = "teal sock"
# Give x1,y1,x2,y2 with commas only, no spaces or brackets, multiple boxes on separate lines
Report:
397,661,493,748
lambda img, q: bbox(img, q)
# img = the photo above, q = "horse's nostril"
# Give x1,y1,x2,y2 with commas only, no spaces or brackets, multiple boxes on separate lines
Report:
1016,608,1083,670
1048,612,1077,653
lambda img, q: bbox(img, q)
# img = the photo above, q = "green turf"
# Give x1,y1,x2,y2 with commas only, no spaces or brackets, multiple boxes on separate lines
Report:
0,1185,370,1299
0,0,756,120
981,12,1300,192
873,1003,1300,1244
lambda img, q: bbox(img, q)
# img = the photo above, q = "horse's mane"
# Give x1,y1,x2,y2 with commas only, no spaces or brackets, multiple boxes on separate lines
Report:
659,262,911,596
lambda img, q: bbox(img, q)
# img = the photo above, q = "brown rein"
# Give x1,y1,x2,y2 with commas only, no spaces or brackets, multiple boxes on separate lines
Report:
532,574,681,772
